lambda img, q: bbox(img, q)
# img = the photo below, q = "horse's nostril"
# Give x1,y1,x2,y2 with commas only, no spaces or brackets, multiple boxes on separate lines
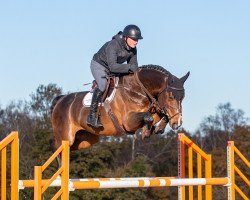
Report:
172,123,179,130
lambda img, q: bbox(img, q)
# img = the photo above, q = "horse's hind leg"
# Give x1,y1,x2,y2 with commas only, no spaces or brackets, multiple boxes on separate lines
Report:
70,130,99,150
50,130,99,170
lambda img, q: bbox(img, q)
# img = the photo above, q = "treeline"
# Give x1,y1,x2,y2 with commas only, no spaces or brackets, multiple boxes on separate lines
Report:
0,84,249,199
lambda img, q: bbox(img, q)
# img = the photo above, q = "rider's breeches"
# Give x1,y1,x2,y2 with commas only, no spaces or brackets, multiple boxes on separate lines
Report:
90,60,108,92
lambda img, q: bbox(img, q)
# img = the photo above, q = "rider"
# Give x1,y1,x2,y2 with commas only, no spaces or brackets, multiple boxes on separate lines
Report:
87,24,143,128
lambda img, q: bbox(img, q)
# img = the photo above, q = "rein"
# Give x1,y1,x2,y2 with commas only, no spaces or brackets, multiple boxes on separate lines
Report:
134,71,165,115
134,71,182,120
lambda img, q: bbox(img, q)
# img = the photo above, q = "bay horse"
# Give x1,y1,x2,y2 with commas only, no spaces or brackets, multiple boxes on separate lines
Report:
51,65,189,165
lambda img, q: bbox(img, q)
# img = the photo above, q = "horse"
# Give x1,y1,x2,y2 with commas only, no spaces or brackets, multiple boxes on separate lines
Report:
50,64,189,165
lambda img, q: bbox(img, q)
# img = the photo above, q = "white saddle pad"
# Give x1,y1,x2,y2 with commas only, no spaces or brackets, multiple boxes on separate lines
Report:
82,78,119,107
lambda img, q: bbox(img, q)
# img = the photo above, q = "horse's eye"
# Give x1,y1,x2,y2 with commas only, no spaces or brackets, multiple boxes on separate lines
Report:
169,96,175,101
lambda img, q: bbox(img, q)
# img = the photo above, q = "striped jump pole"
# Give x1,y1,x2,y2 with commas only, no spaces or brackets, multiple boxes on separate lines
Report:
19,177,229,191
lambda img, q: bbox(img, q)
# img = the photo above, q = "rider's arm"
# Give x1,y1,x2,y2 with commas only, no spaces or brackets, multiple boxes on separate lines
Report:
106,42,131,73
127,49,138,66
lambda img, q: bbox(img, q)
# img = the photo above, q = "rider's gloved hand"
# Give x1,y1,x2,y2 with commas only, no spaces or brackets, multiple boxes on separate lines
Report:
129,64,138,73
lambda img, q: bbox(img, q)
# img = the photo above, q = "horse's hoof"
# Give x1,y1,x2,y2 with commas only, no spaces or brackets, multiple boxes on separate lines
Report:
141,134,150,140
141,131,151,140
153,128,165,135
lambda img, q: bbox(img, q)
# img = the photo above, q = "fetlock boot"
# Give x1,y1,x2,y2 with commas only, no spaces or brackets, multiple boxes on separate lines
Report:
87,88,104,128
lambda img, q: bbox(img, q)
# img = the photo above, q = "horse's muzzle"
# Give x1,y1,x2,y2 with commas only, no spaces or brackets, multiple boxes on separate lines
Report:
172,123,179,130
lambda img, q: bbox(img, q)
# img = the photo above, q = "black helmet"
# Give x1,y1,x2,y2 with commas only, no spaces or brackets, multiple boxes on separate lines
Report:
123,24,143,40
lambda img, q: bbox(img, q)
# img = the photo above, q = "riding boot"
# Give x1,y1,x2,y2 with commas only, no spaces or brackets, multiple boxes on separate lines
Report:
87,88,104,128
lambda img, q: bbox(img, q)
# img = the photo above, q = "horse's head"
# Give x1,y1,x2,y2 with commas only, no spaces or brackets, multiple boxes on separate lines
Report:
136,65,189,131
157,71,190,130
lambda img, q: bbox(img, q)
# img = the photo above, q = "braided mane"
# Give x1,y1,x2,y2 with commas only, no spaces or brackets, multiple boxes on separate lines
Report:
140,64,171,77
139,64,185,101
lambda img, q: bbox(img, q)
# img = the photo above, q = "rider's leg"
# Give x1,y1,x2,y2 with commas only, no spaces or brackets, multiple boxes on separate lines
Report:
87,60,107,128
87,87,104,128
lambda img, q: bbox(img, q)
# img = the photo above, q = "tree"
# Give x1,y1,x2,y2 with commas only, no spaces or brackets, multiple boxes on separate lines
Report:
30,83,62,117
197,102,249,150
0,100,37,199
29,83,62,130
0,101,36,139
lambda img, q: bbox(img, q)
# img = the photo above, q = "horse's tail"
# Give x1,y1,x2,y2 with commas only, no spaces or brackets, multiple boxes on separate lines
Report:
50,95,65,115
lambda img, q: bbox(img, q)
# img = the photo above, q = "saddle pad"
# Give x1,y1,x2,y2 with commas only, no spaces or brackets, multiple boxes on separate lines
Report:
82,78,119,107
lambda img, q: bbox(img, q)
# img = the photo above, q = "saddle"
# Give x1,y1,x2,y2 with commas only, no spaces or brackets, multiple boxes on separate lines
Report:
83,77,118,107
83,76,126,136
91,77,117,102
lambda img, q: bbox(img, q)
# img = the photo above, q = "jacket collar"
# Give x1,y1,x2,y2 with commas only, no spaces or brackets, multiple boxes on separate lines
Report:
113,32,131,50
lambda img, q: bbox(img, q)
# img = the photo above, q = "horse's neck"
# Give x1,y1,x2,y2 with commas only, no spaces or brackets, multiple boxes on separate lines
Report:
118,72,165,101
117,74,147,101
136,71,166,95
121,74,139,90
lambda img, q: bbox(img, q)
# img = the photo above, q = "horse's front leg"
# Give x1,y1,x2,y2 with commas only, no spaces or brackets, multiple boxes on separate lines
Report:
151,116,169,135
124,111,154,139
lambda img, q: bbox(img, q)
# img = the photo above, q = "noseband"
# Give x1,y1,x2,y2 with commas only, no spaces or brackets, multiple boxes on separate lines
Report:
158,85,183,120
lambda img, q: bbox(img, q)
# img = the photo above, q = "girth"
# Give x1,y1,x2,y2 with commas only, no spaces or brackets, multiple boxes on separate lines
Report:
101,76,127,136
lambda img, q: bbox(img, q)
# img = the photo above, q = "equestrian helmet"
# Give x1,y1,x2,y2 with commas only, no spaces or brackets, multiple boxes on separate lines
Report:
123,25,143,40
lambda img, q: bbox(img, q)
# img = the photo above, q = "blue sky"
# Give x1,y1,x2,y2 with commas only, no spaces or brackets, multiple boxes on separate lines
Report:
0,1,249,132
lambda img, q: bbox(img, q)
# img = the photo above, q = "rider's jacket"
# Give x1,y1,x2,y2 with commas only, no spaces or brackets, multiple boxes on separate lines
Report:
93,32,138,73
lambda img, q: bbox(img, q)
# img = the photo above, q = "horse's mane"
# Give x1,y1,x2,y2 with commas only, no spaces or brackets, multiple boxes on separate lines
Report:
139,64,171,77
139,64,185,101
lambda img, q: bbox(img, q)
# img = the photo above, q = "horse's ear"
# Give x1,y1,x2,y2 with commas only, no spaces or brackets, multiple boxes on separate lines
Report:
180,71,190,83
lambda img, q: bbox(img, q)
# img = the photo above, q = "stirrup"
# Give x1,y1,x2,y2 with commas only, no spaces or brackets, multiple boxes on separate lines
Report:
94,117,103,128
87,115,103,128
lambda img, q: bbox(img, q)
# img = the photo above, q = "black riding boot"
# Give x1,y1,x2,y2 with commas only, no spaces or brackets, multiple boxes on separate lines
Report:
87,88,104,128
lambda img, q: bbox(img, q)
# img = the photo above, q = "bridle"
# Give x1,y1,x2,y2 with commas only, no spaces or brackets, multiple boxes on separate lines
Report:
135,71,183,120
157,84,184,121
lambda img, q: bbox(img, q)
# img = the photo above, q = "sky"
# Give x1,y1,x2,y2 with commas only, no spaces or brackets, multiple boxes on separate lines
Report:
0,1,250,133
